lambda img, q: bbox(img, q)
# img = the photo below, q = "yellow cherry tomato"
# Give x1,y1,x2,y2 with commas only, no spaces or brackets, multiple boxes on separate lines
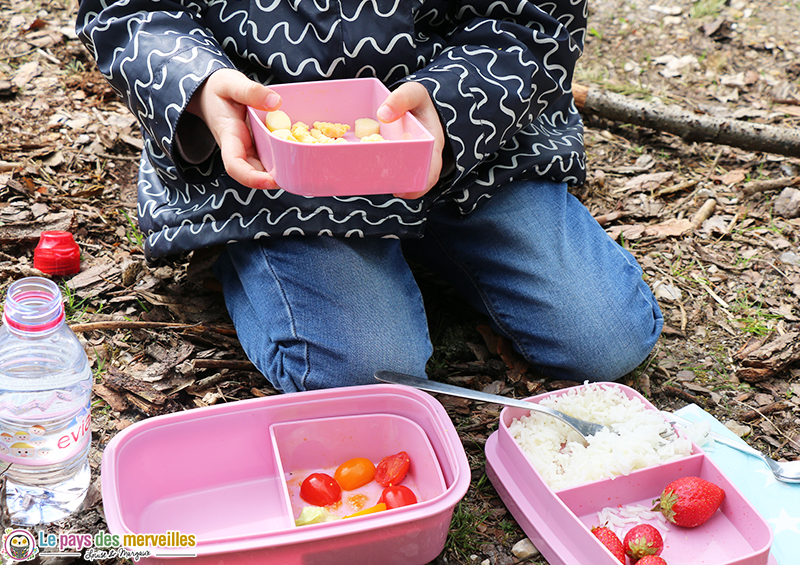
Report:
334,457,376,491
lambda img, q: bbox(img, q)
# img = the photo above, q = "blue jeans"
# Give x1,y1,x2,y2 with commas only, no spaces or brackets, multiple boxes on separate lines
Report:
213,180,663,392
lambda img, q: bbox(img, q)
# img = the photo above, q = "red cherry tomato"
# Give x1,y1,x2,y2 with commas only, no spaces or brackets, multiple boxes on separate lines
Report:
334,457,376,491
379,485,418,509
300,473,342,506
374,451,410,487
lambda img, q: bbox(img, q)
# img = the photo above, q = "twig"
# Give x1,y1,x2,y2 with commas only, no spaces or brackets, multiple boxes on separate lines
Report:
193,359,258,371
573,83,800,157
655,179,698,197
741,175,800,197
36,48,61,65
97,153,140,162
692,275,731,311
70,320,237,336
592,210,625,226
735,399,792,424
677,301,688,332
689,198,717,231
662,385,704,405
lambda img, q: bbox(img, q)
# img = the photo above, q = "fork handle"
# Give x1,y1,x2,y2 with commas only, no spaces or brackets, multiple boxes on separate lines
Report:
705,431,764,458
662,411,763,458
373,370,600,438
374,370,541,409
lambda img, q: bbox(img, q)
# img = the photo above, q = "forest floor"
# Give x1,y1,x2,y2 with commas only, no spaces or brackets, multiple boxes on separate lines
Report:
1,0,799,563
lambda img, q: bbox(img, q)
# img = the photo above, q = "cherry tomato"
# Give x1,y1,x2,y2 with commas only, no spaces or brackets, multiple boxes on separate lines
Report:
374,451,410,487
379,485,418,509
300,473,342,506
334,457,376,491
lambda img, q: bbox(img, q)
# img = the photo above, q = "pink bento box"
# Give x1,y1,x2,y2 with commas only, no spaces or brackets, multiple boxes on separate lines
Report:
101,384,470,565
248,77,435,197
485,383,775,565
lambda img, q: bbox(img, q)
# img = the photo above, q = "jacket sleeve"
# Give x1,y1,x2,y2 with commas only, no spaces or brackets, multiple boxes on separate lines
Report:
403,0,587,188
76,0,234,182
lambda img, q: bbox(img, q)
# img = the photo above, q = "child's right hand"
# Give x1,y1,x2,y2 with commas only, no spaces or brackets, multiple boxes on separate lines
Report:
187,69,282,190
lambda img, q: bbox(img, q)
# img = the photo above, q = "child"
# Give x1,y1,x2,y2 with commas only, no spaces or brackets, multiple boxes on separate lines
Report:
76,0,663,392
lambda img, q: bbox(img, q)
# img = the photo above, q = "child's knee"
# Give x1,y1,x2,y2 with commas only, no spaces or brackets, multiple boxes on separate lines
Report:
557,305,663,382
299,345,430,391
255,335,432,393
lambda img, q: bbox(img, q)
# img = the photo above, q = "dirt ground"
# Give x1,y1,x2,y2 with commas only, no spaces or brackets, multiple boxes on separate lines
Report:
1,0,799,564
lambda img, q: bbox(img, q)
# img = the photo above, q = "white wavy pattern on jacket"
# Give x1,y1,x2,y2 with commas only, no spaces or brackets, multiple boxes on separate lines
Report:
77,0,588,257
144,198,428,248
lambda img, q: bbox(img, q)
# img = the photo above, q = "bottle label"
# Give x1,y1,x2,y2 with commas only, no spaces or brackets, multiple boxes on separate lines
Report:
0,407,91,467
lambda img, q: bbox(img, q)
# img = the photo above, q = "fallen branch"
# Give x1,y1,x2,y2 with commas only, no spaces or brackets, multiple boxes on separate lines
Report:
573,83,800,157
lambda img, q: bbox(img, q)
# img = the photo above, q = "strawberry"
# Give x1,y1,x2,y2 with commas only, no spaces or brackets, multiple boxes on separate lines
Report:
623,523,664,559
656,476,725,528
636,556,668,565
591,526,625,563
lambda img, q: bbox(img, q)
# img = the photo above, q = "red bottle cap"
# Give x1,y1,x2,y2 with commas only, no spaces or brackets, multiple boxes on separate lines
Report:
33,231,81,275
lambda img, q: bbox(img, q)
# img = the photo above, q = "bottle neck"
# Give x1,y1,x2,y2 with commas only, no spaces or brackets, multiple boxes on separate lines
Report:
2,277,66,335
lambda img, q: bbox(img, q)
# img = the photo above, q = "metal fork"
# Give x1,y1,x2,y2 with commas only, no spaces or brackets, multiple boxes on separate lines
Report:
661,411,800,483
374,371,608,442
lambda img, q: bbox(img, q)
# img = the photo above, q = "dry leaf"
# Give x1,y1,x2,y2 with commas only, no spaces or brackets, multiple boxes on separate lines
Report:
711,169,747,185
615,171,674,194
11,60,39,88
643,218,693,237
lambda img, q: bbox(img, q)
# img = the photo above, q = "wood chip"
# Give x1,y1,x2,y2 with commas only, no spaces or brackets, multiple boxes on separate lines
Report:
93,383,128,412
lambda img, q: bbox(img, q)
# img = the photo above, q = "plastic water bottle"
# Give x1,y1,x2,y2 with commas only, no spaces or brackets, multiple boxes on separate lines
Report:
0,277,92,525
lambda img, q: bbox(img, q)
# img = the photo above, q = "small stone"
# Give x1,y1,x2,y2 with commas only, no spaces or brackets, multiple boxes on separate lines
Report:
773,187,800,218
511,538,540,559
780,251,800,266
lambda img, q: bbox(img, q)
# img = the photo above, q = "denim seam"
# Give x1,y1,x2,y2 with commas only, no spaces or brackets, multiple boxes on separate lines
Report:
257,245,312,391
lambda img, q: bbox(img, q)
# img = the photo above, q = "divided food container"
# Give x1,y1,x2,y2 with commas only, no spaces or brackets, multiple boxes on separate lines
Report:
101,384,470,564
485,383,775,565
248,77,435,197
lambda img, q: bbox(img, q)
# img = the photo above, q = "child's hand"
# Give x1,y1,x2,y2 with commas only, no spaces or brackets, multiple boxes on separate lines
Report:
187,69,282,190
377,82,446,199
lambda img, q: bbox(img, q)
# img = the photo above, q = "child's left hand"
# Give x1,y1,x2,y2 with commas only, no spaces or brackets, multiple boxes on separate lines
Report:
377,82,447,199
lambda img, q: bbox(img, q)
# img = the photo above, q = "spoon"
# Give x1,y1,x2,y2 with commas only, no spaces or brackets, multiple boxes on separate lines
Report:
662,412,800,484
374,370,608,442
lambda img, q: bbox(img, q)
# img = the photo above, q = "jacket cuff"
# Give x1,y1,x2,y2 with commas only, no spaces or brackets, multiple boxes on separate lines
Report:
175,112,217,165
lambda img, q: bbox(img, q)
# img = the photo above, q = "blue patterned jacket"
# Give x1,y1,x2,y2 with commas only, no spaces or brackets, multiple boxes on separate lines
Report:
76,0,587,259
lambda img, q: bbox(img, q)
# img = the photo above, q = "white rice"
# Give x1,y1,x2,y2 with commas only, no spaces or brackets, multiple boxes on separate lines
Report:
508,383,693,490
596,503,671,539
